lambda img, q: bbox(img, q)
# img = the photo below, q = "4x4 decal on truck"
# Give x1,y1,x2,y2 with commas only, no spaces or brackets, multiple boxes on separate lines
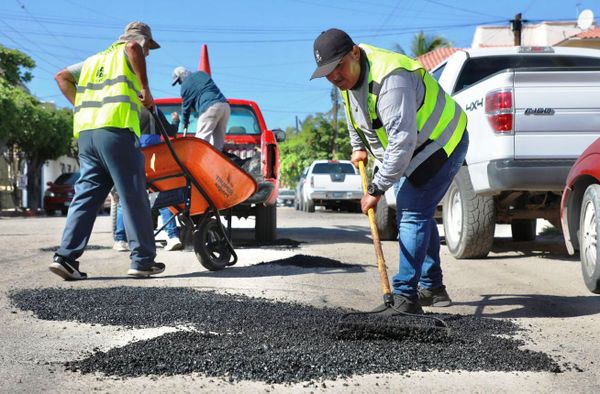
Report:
465,98,483,112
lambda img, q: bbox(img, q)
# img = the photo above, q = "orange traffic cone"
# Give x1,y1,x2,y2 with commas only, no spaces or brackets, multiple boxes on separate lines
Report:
198,44,211,76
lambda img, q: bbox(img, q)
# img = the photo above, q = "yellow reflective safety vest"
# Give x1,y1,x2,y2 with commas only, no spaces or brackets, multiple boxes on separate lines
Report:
341,44,466,183
73,42,142,138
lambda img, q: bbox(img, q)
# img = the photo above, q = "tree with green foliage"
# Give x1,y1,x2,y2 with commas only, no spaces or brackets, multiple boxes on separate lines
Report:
278,113,351,188
393,31,452,57
0,44,74,211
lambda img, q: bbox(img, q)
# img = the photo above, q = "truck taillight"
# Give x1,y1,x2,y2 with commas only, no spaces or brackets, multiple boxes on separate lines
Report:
485,89,513,133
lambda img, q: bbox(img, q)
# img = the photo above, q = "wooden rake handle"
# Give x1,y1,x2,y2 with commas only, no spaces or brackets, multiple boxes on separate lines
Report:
357,161,393,304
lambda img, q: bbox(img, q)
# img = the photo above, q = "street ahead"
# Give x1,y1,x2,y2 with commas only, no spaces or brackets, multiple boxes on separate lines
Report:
0,207,599,393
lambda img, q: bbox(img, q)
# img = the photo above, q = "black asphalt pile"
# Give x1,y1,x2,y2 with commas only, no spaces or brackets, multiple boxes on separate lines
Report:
9,287,562,383
258,254,362,269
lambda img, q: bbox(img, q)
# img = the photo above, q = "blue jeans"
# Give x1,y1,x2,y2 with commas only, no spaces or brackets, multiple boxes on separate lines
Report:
391,132,469,299
115,204,179,240
57,128,156,270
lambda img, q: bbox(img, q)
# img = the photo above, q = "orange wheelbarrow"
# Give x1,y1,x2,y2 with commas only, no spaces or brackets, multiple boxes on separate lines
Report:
141,112,257,271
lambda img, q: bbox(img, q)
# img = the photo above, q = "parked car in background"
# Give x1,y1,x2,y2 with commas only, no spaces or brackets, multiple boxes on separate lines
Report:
277,189,295,207
299,160,362,213
44,172,79,216
561,137,600,294
44,172,110,216
295,166,309,211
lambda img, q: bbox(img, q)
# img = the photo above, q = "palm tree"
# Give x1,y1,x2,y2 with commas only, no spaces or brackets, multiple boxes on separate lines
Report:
410,31,452,57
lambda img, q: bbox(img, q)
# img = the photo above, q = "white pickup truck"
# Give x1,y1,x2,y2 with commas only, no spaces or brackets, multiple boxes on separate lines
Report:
375,46,600,258
298,160,362,212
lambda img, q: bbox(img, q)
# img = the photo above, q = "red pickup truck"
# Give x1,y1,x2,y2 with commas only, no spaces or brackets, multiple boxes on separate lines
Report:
154,97,285,242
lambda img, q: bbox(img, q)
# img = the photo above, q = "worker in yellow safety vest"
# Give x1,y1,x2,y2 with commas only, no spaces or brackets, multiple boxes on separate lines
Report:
51,21,165,280
310,28,469,313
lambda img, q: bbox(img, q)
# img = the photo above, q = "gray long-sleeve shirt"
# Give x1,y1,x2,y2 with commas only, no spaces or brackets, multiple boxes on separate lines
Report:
345,59,424,192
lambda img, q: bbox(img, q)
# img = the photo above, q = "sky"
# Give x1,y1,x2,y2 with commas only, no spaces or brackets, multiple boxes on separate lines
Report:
0,0,597,130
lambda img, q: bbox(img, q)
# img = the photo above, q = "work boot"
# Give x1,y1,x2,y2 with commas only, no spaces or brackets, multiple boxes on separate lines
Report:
371,294,424,315
418,285,452,307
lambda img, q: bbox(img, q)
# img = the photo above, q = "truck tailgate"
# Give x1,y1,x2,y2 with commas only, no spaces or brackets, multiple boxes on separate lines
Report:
311,174,362,192
513,69,600,159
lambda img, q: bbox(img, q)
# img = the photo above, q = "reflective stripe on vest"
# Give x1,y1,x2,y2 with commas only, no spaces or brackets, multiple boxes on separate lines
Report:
73,42,142,138
342,43,466,178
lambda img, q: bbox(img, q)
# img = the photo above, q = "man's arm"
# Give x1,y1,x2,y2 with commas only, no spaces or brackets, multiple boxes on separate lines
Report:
371,70,420,192
180,87,193,130
125,41,153,108
54,68,77,105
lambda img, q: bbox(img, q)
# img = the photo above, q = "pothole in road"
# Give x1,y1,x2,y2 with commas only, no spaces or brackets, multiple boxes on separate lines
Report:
9,287,568,383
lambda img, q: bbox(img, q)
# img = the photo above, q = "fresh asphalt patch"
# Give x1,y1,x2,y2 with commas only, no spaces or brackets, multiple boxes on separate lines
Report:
257,254,363,269
9,286,570,383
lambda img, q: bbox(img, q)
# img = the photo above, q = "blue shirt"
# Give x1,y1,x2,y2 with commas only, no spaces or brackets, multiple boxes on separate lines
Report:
180,71,227,129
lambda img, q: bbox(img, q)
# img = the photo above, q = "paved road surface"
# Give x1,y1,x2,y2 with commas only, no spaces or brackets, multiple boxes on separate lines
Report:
0,207,598,393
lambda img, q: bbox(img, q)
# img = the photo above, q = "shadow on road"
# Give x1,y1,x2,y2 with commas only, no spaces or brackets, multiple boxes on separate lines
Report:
455,293,600,318
159,254,367,279
441,234,576,261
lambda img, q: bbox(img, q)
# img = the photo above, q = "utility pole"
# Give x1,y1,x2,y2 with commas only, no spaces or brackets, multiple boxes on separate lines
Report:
330,87,339,158
510,13,523,46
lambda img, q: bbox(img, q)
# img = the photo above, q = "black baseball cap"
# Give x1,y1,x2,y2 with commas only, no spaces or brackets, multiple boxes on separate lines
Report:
310,28,355,80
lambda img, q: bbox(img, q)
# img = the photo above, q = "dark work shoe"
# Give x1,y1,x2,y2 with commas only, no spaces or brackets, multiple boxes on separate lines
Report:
371,294,424,315
49,254,88,281
127,262,165,278
418,285,452,307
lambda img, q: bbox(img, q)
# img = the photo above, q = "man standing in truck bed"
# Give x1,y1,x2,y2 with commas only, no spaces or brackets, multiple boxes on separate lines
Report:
310,28,469,313
171,66,230,151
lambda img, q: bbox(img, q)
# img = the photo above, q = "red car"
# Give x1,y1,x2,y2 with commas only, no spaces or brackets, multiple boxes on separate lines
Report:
561,137,600,293
44,172,79,216
155,97,285,242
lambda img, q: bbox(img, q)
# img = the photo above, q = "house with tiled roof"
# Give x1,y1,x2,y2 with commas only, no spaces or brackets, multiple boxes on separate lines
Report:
416,19,600,72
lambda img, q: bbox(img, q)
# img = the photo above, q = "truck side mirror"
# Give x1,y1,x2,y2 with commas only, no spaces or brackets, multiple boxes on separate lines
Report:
272,129,286,142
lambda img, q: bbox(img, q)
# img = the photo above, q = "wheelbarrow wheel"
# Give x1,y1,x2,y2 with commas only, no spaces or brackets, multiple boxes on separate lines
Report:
194,218,232,271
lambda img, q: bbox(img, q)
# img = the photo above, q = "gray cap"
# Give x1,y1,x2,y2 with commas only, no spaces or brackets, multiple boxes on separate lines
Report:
171,66,192,86
118,21,160,49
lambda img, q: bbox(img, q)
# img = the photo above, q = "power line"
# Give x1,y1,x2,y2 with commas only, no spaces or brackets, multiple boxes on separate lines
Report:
15,0,80,58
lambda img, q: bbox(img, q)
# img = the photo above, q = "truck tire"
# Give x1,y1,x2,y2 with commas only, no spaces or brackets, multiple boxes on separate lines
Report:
511,219,537,242
442,167,495,259
579,184,600,293
376,195,398,241
256,203,277,242
306,198,315,213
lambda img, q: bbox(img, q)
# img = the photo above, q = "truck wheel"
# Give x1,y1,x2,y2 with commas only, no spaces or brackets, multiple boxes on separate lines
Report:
442,167,495,259
579,184,600,293
194,218,231,271
256,203,277,242
376,195,398,240
511,219,537,242
306,198,315,213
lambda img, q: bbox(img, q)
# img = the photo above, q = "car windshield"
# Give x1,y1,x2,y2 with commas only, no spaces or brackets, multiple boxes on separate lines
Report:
312,163,356,174
53,172,80,185
157,104,261,135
